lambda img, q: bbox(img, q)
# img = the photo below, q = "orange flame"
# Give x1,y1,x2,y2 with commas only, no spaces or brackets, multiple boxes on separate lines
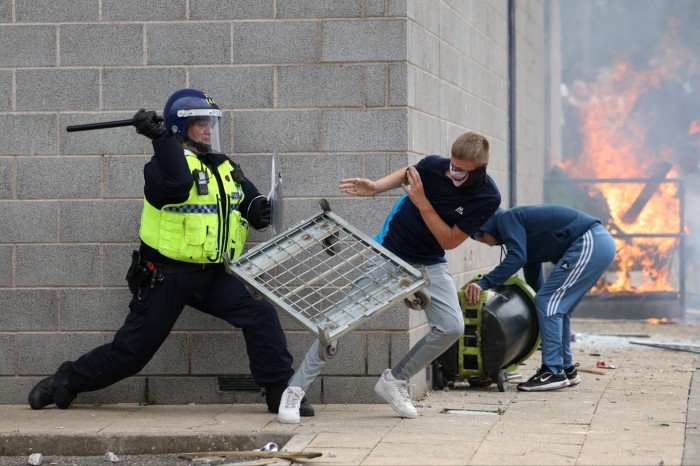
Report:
560,58,690,294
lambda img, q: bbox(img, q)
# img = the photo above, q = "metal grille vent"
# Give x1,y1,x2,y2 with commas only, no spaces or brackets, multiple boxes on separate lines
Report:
217,375,260,391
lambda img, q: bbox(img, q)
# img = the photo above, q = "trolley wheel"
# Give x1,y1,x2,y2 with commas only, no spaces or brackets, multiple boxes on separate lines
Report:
495,369,508,392
245,284,262,300
319,198,331,212
467,376,492,389
403,290,430,310
432,361,445,390
318,340,338,361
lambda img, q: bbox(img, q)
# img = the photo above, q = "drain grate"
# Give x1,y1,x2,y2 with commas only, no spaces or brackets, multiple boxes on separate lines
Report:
218,375,260,391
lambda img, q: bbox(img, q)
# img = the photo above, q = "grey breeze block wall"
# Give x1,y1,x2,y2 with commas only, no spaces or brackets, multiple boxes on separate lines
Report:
0,0,547,405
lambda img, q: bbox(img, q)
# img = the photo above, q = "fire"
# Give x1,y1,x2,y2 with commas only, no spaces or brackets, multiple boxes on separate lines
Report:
559,58,690,294
646,317,679,325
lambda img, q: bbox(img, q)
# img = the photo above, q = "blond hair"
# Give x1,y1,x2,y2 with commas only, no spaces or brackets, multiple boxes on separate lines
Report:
451,131,489,164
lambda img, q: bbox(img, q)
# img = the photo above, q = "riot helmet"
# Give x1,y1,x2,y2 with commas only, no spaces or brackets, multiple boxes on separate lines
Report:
163,89,223,155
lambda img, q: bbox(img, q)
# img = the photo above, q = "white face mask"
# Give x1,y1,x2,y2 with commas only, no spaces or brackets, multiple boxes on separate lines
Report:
450,162,470,187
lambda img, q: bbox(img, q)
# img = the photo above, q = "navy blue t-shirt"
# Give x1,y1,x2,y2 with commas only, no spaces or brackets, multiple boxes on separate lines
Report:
373,155,501,265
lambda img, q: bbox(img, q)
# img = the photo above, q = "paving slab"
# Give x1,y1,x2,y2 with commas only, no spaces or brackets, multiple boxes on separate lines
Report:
0,318,698,465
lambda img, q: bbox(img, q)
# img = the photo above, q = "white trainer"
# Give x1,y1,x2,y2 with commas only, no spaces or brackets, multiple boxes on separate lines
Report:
277,386,304,424
373,369,418,419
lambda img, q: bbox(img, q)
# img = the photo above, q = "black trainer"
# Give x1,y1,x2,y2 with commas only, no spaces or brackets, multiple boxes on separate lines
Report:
517,365,570,392
264,384,315,417
28,361,77,410
564,363,581,386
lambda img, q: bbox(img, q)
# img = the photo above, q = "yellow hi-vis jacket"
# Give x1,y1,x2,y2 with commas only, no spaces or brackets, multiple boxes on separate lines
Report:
139,150,249,263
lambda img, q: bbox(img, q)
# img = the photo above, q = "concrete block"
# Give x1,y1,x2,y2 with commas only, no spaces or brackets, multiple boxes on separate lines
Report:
75,377,145,404
104,155,151,199
61,112,144,155
140,332,190,375
0,70,11,111
0,0,9,22
15,0,98,21
233,22,317,64
233,110,318,153
146,376,259,405
60,200,141,243
102,0,186,21
356,304,411,331
0,157,12,199
17,157,100,199
388,0,407,16
365,65,386,107
322,109,407,152
311,333,366,376
318,376,379,403
367,333,391,374
0,200,58,243
277,153,362,197
0,114,56,155
0,334,13,375
322,19,406,62
147,23,230,65
0,289,58,330
388,63,407,106
284,331,317,363
190,0,273,19
190,67,273,109
16,332,105,375
277,0,360,18
0,377,38,404
191,332,250,374
102,244,139,287
103,69,186,110
16,69,99,111
0,246,11,286
364,152,389,179
390,329,412,368
61,288,131,331
365,0,386,17
16,245,101,287
61,24,143,66
407,21,440,76
279,65,362,108
0,26,56,67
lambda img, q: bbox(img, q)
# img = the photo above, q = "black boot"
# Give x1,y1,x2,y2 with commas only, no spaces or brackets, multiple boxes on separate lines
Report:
27,361,76,410
299,396,315,417
264,383,286,413
264,384,315,417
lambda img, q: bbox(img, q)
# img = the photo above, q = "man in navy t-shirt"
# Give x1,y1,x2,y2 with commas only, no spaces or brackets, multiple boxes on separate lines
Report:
277,131,502,423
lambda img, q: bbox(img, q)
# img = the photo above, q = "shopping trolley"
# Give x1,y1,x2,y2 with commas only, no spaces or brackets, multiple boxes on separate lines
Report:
223,199,431,361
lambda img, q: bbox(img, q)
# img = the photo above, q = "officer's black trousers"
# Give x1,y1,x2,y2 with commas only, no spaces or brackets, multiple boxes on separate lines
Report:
68,264,294,393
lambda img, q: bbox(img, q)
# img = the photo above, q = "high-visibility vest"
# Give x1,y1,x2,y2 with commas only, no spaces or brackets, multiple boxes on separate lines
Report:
139,151,249,263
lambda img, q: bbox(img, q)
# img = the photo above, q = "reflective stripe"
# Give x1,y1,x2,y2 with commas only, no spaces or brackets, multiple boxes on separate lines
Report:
164,204,218,214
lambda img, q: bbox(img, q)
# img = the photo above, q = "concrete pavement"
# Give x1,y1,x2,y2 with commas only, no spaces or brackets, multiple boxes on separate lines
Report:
1,317,699,465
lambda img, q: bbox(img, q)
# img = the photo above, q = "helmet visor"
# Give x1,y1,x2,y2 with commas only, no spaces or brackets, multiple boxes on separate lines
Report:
179,108,223,154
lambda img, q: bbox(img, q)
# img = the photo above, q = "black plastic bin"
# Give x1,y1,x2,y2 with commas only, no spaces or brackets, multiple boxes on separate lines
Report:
432,275,540,392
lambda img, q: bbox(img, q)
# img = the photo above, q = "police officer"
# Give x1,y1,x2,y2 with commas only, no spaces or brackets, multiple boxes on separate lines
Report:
28,89,314,417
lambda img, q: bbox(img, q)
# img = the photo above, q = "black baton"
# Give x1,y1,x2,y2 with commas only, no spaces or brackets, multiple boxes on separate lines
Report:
66,116,163,132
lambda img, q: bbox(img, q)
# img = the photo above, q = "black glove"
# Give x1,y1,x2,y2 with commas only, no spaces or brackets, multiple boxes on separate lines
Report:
247,196,272,230
132,109,166,139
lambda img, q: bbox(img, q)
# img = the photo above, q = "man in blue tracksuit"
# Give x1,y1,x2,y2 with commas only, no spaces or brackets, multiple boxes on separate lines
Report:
465,205,616,391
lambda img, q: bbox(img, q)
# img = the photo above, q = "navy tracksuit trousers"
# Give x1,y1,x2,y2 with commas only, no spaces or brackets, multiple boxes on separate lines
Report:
535,224,616,372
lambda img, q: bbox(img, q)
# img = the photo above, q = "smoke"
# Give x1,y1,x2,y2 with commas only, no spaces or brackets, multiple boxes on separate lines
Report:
555,0,700,309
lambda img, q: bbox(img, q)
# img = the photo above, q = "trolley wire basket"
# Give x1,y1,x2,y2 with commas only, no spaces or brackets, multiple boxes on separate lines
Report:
223,199,431,361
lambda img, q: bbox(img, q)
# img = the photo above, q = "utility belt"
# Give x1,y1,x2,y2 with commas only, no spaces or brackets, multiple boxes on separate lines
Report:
126,250,218,299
